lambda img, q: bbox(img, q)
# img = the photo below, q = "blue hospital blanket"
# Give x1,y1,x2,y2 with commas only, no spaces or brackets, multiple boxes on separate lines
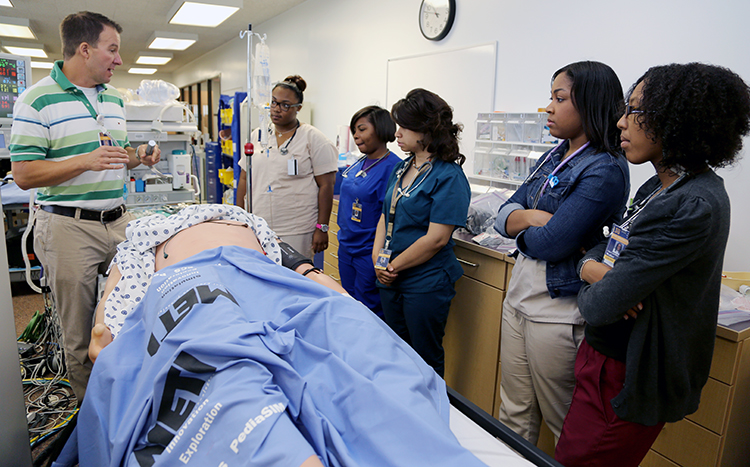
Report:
56,246,486,466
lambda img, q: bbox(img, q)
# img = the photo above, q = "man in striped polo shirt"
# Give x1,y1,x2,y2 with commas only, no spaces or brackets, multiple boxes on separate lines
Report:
10,11,161,402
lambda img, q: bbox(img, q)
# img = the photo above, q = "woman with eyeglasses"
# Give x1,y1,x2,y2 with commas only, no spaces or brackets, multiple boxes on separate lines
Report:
337,106,401,318
237,75,338,258
493,61,630,445
555,63,750,467
371,88,471,377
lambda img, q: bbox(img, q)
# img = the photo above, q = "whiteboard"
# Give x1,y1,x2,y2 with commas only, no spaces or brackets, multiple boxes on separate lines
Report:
386,42,497,176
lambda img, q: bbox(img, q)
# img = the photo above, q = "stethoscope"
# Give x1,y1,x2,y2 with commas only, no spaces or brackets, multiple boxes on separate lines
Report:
341,151,391,178
395,156,432,198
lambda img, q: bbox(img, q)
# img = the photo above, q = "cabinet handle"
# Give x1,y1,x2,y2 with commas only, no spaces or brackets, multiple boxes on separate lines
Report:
457,258,478,268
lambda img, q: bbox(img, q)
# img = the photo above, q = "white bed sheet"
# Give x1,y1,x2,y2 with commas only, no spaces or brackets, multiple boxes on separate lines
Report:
450,405,536,467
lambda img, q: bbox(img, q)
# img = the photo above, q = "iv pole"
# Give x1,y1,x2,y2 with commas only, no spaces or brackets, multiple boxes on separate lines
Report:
239,25,267,213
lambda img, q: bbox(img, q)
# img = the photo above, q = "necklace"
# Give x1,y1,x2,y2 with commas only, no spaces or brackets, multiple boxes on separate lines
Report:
275,126,297,137
162,221,249,259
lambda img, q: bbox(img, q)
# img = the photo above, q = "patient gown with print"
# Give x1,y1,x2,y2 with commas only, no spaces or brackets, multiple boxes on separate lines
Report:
55,246,486,467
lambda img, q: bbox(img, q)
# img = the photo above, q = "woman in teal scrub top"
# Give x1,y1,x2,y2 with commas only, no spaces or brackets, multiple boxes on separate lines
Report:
372,88,471,377
337,106,400,318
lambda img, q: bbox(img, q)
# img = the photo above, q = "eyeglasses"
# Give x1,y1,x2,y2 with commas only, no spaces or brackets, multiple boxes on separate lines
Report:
625,103,645,117
271,99,302,112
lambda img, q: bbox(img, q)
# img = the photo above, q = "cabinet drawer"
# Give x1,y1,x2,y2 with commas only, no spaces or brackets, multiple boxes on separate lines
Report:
685,377,731,434
641,450,681,467
444,276,504,414
454,245,507,290
651,418,721,467
329,219,340,236
329,230,339,247
709,338,740,385
323,261,340,282
325,249,339,270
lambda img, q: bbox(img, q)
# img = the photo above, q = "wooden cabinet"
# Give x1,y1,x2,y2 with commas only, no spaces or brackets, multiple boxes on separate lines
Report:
323,199,341,283
443,239,512,416
444,240,556,455
642,324,750,467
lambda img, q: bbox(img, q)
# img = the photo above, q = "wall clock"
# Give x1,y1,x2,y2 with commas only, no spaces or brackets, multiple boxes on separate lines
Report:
419,0,456,41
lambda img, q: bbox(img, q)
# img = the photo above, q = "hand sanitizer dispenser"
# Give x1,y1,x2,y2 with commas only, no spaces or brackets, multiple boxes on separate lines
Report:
169,150,191,190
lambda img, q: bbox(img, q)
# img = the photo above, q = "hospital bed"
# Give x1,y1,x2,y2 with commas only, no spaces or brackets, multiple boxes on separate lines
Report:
0,201,562,467
449,387,562,467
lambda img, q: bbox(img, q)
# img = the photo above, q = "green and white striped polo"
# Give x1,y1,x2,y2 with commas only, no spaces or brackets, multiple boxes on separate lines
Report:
10,61,131,210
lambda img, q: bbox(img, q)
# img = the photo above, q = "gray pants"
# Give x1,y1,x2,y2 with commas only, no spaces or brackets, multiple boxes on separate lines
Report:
33,208,131,402
496,255,584,445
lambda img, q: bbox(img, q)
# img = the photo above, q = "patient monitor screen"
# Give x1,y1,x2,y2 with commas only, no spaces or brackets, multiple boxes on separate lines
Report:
0,55,29,119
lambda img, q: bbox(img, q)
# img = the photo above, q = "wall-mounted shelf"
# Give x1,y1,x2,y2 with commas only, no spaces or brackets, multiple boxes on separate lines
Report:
472,112,556,190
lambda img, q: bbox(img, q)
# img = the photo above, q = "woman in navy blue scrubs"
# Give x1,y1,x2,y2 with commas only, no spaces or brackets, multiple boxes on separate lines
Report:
337,106,400,317
372,89,471,377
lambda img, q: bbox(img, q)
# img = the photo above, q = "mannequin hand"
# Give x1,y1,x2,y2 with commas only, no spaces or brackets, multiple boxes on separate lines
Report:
89,323,113,363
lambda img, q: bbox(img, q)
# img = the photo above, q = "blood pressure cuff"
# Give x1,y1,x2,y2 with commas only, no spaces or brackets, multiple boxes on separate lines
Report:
63,246,486,467
279,240,314,271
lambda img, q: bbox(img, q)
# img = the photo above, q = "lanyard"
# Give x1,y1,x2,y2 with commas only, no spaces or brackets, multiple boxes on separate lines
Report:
531,140,590,209
621,173,687,230
384,157,432,249
341,151,391,178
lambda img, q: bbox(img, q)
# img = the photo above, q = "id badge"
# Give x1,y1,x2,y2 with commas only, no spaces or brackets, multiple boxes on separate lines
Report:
287,158,299,175
99,132,114,146
351,200,363,222
602,223,629,267
374,248,392,270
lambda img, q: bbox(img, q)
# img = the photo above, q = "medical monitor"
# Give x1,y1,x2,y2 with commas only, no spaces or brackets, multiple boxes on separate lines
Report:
0,53,31,124
0,53,31,157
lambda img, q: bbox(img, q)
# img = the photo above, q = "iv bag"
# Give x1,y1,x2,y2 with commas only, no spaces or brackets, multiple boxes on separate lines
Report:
252,41,271,107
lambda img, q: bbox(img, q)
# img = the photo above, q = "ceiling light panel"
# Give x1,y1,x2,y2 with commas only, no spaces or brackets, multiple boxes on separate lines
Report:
135,52,173,65
168,0,240,27
31,61,53,69
0,16,35,39
3,45,46,58
128,67,157,75
148,31,198,51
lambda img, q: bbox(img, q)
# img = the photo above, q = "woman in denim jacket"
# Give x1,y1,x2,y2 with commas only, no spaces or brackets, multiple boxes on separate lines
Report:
493,61,630,444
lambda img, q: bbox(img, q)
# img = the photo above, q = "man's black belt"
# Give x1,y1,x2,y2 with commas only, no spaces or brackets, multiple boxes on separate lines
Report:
40,204,126,223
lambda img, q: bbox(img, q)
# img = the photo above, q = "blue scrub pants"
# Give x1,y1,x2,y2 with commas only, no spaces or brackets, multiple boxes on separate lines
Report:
379,284,456,377
338,249,383,318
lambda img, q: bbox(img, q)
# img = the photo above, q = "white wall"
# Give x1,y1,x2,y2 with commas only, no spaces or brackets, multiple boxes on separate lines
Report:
173,0,750,271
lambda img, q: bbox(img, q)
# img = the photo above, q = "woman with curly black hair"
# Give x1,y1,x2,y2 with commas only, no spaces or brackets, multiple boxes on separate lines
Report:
371,88,471,376
555,63,750,467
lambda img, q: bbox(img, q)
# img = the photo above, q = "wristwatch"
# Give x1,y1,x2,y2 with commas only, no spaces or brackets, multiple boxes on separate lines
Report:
316,223,329,233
